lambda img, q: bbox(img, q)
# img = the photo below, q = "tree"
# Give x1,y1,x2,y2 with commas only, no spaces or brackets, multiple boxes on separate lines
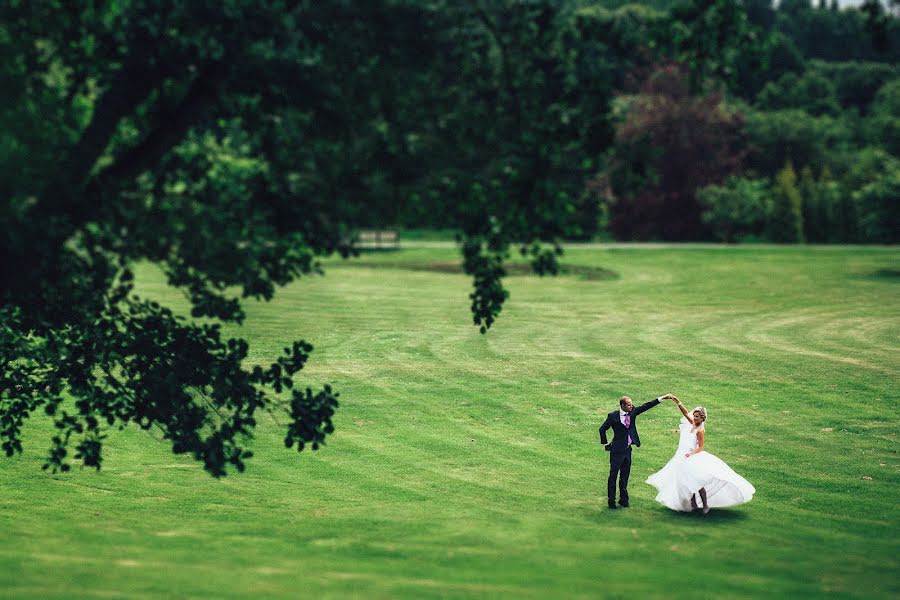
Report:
0,0,765,476
805,167,842,242
734,32,806,100
860,0,900,56
745,0,777,29
818,167,843,242
855,165,900,243
603,64,746,240
775,0,900,63
799,166,830,242
0,0,385,477
809,60,900,114
769,162,805,242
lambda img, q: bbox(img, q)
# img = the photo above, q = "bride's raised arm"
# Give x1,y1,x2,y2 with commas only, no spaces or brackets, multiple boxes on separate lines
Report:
674,397,694,425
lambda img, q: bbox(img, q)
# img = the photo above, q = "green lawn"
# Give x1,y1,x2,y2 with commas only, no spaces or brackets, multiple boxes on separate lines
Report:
1,245,898,599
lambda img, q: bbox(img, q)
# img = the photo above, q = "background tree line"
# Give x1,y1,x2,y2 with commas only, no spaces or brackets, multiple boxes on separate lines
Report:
336,0,899,245
0,0,895,477
693,0,900,244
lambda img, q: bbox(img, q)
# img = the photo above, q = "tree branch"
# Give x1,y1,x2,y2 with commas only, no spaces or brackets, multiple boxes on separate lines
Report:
63,60,168,194
94,62,229,187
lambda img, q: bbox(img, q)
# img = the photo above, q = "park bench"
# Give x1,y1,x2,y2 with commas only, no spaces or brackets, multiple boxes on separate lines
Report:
358,229,400,249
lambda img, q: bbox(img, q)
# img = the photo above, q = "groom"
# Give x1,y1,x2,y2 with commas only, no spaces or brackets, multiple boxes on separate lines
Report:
599,394,672,509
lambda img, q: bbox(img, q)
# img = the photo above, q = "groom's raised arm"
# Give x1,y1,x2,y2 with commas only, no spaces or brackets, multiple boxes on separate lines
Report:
632,397,664,416
599,415,612,445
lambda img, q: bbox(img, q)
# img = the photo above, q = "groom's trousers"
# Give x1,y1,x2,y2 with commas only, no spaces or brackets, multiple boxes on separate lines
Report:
608,447,632,504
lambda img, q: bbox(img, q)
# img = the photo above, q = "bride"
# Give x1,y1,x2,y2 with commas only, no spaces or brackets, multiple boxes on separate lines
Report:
646,397,755,513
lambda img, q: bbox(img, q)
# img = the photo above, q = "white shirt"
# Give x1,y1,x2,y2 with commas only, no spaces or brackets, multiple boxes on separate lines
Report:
606,399,662,447
618,398,662,427
618,409,633,446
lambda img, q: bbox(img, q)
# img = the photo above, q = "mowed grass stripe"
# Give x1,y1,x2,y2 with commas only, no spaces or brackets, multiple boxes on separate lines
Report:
0,246,897,599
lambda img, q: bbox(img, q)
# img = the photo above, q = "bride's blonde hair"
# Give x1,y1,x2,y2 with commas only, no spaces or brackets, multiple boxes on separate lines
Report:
693,406,707,424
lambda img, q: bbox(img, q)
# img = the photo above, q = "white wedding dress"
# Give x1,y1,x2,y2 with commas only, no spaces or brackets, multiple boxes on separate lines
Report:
646,417,755,511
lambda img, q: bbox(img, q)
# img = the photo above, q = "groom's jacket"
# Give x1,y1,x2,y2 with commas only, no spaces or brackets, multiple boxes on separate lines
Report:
599,398,661,452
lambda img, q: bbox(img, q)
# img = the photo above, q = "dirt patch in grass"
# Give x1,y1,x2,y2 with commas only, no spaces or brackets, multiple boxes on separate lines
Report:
336,260,619,281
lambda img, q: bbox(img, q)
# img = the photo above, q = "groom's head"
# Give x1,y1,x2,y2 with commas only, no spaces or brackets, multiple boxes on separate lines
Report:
619,396,634,412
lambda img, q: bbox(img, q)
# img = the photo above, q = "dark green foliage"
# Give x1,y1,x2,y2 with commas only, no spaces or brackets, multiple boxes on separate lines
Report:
855,166,900,243
666,0,767,92
745,0,777,29
809,60,900,114
798,166,817,242
860,0,899,55
843,146,895,188
284,385,339,454
381,0,760,314
0,0,393,477
755,70,841,116
734,32,806,100
744,108,852,176
800,167,840,243
697,162,889,245
775,0,900,63
842,149,900,243
603,64,746,240
769,162,805,242
865,78,900,155
699,176,771,242
419,2,617,327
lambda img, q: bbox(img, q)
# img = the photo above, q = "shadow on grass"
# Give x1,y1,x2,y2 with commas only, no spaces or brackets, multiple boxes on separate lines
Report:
578,503,749,525
333,260,620,281
867,268,900,282
356,247,403,254
659,507,749,523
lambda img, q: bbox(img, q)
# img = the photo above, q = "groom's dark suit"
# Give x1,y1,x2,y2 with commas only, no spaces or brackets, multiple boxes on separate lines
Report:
599,398,661,507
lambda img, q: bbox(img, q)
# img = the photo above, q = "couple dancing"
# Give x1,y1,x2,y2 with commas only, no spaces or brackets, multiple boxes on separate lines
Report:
599,394,754,513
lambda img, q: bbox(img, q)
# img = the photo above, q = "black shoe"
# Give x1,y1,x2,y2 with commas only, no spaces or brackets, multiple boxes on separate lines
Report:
618,500,630,508
608,502,617,509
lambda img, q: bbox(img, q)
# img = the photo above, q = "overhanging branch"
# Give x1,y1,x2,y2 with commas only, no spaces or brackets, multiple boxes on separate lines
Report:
94,62,229,187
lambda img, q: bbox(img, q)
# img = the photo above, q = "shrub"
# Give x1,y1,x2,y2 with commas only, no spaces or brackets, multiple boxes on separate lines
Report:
699,177,770,242
832,148,899,242
769,162,804,242
855,167,900,243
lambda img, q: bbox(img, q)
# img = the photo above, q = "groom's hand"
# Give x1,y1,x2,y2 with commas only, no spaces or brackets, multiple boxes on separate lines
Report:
604,443,612,452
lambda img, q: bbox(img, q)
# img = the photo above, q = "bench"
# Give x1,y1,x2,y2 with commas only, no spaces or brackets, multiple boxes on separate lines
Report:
358,230,400,249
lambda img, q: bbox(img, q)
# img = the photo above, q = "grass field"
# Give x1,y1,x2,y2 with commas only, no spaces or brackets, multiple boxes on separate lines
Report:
1,245,898,599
